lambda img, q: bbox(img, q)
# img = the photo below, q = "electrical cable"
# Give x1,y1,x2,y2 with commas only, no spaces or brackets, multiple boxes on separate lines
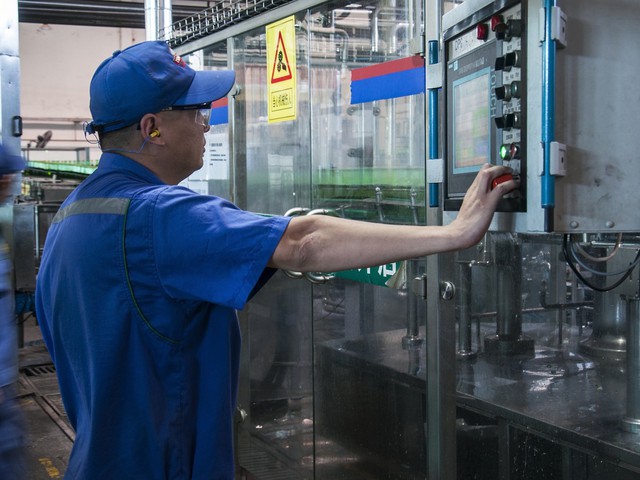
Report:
563,235,640,292
569,242,640,276
573,233,623,262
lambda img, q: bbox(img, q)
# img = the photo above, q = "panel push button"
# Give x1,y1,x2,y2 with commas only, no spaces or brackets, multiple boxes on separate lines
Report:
495,81,522,102
494,113,521,130
491,173,514,190
499,143,521,161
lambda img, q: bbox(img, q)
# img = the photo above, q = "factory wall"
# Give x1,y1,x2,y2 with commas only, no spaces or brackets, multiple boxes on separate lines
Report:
18,23,144,162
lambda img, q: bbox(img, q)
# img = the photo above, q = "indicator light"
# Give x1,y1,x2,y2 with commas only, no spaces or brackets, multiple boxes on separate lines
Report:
490,14,504,31
498,143,521,161
499,144,511,160
476,23,489,40
509,142,521,159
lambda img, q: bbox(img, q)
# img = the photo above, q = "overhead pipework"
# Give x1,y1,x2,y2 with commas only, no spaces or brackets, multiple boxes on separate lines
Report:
145,0,173,40
17,0,203,29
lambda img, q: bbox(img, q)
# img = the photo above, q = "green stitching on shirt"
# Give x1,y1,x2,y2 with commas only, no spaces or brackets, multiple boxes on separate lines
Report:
122,201,179,345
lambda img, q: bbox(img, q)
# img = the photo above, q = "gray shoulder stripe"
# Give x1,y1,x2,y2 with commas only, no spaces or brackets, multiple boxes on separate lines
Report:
53,198,130,224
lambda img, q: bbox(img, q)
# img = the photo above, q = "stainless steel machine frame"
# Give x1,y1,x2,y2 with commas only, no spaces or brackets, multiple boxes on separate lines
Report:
170,0,640,478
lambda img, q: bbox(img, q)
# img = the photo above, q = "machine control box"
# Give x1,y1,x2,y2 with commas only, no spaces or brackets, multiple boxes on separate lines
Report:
443,1,525,213
442,0,640,233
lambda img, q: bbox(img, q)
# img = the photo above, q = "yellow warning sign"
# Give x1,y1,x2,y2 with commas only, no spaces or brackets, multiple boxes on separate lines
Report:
266,16,297,123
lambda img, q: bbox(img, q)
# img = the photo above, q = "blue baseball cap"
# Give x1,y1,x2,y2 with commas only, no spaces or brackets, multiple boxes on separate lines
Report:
0,143,26,175
86,41,236,134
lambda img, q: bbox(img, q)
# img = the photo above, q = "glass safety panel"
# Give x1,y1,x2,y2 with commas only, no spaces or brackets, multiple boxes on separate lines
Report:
186,0,429,477
232,18,316,480
306,0,427,478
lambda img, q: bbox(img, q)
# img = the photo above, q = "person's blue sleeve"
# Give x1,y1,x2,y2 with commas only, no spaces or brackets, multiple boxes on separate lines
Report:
152,188,291,309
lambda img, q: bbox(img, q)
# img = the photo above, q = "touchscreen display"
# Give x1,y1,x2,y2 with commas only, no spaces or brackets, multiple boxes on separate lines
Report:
452,68,491,174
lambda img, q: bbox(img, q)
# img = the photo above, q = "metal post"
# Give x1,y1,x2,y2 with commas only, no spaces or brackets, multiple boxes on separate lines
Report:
456,261,475,359
145,0,173,41
484,234,534,356
424,0,455,476
579,289,627,362
622,295,640,433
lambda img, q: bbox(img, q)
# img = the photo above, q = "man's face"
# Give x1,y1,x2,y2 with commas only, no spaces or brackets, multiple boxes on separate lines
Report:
157,109,210,181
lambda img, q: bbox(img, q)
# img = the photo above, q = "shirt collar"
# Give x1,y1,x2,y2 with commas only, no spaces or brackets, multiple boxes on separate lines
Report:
97,152,165,185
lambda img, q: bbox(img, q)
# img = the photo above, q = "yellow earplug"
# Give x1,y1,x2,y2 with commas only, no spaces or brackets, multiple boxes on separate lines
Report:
150,129,160,138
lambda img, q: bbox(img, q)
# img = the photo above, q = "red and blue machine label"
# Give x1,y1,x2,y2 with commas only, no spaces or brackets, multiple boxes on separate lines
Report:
350,55,425,105
210,98,229,126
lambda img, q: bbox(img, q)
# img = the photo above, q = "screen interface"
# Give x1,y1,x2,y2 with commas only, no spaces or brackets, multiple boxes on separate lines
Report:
452,68,491,174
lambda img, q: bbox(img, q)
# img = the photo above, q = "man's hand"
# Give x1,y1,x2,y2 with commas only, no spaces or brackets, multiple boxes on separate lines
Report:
448,164,519,249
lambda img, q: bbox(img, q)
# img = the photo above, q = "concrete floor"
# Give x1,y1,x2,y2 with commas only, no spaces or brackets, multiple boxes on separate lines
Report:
17,315,71,480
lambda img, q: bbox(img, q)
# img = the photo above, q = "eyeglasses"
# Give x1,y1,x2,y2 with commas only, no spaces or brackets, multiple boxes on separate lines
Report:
160,103,212,127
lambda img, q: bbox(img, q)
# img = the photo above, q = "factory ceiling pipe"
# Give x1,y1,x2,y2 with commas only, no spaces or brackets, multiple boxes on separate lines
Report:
145,0,172,41
18,0,199,29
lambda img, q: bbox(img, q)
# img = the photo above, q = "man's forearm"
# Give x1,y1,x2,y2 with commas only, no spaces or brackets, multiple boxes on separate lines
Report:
269,215,461,272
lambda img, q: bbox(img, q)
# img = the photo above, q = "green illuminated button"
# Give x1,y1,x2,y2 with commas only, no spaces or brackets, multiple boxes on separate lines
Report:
499,144,511,160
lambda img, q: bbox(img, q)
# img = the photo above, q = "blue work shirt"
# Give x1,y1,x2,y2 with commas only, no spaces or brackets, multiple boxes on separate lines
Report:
35,153,291,479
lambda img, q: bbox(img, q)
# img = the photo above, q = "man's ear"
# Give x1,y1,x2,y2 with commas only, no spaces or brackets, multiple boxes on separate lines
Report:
139,114,161,141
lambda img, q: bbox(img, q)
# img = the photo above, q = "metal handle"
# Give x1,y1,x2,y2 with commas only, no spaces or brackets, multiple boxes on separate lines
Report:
305,208,340,218
304,272,335,284
302,208,340,284
284,207,310,217
281,207,339,284
282,207,310,279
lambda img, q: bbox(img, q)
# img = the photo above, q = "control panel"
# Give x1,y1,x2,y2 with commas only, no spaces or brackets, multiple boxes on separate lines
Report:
441,0,640,233
443,1,525,213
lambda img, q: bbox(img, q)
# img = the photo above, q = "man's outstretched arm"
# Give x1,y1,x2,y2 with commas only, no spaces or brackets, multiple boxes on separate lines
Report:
269,163,517,272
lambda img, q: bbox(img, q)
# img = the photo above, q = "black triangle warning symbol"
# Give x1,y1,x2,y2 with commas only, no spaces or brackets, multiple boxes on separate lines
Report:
271,31,293,84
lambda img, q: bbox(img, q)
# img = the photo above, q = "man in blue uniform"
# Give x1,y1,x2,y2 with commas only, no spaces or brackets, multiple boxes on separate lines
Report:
35,40,516,479
0,143,26,479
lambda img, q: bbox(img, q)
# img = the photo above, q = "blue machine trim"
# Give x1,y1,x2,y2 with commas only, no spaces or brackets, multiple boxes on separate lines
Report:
541,0,556,216
428,40,440,208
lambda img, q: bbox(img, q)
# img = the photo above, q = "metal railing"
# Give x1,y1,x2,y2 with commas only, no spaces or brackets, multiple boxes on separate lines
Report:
162,0,293,47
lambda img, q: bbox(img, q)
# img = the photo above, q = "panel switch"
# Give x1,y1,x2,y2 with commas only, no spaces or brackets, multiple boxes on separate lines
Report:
476,23,489,41
495,113,521,130
550,141,567,176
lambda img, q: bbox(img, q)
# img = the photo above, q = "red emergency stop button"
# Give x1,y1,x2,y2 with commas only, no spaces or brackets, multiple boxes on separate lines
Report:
492,173,513,190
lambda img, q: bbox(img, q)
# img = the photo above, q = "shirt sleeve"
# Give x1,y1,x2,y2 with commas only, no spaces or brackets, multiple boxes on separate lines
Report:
151,187,291,310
